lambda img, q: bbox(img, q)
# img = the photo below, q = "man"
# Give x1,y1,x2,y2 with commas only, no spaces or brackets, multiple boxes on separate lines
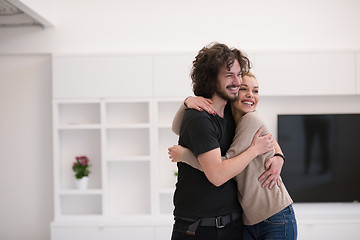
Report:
171,43,274,240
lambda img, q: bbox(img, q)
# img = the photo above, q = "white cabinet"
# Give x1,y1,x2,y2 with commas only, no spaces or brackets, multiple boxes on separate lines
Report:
155,100,182,214
53,101,103,217
253,52,356,96
53,99,160,217
153,54,194,97
356,53,360,94
53,52,360,99
51,216,174,240
51,226,155,240
52,55,153,98
52,97,181,238
52,55,184,239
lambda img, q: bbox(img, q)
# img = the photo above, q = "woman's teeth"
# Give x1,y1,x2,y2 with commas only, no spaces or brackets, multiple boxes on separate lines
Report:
242,101,254,106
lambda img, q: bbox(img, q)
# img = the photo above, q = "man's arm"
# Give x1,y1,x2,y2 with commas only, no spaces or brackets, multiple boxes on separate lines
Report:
169,98,273,186
197,126,273,187
171,109,274,187
169,126,281,187
169,144,229,171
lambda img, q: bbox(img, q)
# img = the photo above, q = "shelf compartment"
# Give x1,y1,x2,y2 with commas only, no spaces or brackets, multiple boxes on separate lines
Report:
158,127,179,189
106,102,149,125
107,161,151,215
159,192,174,215
157,101,182,126
58,103,101,126
105,123,150,129
58,124,101,130
106,156,151,162
106,128,150,158
59,189,103,195
59,129,102,189
60,195,102,215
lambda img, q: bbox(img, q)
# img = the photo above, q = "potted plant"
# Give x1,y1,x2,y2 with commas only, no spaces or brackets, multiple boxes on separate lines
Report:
173,170,178,186
72,155,91,190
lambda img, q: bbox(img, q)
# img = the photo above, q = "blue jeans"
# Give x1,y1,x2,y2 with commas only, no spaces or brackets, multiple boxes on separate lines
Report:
243,204,297,240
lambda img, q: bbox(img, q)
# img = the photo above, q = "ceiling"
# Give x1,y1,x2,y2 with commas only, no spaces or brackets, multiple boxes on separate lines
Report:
0,0,52,27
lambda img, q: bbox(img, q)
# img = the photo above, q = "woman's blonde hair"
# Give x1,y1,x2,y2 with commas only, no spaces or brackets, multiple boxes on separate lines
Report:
242,71,256,79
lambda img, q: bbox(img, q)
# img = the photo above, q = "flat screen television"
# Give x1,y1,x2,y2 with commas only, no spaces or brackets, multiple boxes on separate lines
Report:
277,113,360,203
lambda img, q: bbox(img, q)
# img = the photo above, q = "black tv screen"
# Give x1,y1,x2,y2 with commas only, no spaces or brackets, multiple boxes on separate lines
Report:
277,114,360,203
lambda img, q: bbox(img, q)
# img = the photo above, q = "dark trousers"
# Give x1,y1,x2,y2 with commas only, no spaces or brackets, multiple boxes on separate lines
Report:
171,217,244,240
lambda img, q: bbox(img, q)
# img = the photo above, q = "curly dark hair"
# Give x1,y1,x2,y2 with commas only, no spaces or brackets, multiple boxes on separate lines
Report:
191,42,251,98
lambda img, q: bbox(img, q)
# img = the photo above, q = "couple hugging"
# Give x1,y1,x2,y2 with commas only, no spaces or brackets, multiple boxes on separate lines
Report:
168,42,297,240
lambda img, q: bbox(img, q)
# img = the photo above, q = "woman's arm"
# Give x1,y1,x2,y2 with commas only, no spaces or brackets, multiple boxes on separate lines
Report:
226,112,285,189
169,124,274,187
258,140,284,189
171,104,187,135
168,145,203,171
170,99,275,186
168,129,268,182
169,130,283,188
172,97,216,135
170,109,284,188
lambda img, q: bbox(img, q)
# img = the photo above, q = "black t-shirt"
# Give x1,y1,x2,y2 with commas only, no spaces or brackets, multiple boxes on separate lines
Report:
173,104,242,219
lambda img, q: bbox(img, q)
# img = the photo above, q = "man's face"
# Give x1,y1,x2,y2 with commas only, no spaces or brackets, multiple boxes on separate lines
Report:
215,59,242,101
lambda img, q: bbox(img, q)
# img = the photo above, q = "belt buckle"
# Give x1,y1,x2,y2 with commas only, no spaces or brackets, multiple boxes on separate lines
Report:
215,216,225,228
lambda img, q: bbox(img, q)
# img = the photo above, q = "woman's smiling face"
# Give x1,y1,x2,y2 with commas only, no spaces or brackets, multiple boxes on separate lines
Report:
232,75,259,115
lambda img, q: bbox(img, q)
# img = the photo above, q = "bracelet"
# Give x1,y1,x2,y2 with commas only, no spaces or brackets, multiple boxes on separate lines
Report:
274,153,286,163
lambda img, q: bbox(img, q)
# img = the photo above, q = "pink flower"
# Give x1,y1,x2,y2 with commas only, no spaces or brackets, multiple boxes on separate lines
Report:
80,159,86,166
73,155,91,179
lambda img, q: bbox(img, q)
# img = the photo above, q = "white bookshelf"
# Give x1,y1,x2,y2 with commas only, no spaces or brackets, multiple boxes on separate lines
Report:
52,98,182,219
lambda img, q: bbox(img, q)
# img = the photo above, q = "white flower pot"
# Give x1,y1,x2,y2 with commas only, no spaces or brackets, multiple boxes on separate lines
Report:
75,177,89,190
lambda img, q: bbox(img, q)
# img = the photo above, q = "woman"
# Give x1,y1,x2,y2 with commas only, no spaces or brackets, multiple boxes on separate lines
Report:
169,72,297,240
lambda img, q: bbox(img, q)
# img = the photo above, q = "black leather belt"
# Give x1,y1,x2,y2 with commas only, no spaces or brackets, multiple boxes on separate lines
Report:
175,212,241,235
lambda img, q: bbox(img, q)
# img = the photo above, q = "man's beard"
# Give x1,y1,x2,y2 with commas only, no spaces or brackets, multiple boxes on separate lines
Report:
215,88,239,102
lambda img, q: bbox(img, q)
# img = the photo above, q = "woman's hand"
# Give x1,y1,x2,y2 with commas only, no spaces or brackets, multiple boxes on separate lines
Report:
168,145,186,162
250,126,274,156
258,156,284,189
185,96,216,115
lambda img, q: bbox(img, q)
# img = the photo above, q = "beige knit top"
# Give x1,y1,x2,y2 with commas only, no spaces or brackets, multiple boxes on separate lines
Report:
173,105,293,225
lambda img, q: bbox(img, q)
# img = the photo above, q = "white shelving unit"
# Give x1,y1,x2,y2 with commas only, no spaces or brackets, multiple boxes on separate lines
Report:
53,98,182,219
53,100,102,217
155,100,184,215
51,54,191,240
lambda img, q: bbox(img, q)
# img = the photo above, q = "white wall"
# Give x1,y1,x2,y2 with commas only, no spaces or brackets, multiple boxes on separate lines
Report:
1,0,360,54
1,1,360,240
257,95,360,139
0,55,53,240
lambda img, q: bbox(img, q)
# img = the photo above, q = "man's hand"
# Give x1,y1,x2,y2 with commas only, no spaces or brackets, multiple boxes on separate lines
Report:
258,155,284,189
250,127,274,156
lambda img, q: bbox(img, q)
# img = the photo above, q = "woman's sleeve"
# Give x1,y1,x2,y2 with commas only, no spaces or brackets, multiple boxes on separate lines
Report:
181,148,203,171
172,104,187,135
